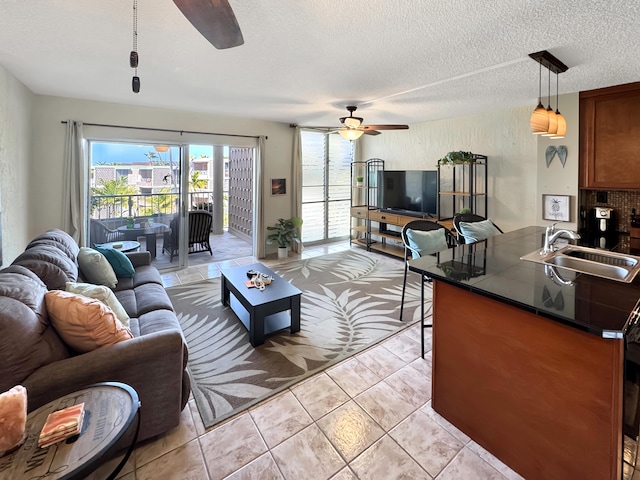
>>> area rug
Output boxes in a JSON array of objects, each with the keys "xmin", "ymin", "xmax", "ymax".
[{"xmin": 167, "ymin": 249, "xmax": 432, "ymax": 428}]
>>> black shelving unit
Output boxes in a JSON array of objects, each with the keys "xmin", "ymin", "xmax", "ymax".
[
  {"xmin": 437, "ymin": 154, "xmax": 488, "ymax": 220},
  {"xmin": 350, "ymin": 158, "xmax": 384, "ymax": 250}
]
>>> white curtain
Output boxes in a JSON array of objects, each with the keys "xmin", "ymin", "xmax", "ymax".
[
  {"xmin": 255, "ymin": 135, "xmax": 266, "ymax": 258},
  {"xmin": 62, "ymin": 121, "xmax": 87, "ymax": 245},
  {"xmin": 291, "ymin": 127, "xmax": 303, "ymax": 253}
]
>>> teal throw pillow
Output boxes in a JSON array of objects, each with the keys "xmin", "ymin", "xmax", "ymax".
[
  {"xmin": 94, "ymin": 246, "xmax": 135, "ymax": 278},
  {"xmin": 459, "ymin": 219, "xmax": 500, "ymax": 243},
  {"xmin": 406, "ymin": 228, "xmax": 448, "ymax": 258}
]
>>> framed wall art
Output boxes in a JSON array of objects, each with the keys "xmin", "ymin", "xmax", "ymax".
[
  {"xmin": 542, "ymin": 194, "xmax": 570, "ymax": 222},
  {"xmin": 271, "ymin": 178, "xmax": 286, "ymax": 196}
]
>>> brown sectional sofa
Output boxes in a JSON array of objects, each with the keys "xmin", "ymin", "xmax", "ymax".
[{"xmin": 0, "ymin": 229, "xmax": 190, "ymax": 442}]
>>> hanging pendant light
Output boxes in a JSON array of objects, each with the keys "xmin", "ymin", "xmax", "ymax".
[
  {"xmin": 551, "ymin": 71, "xmax": 566, "ymax": 138},
  {"xmin": 542, "ymin": 66, "xmax": 557, "ymax": 136},
  {"xmin": 530, "ymin": 61, "xmax": 549, "ymax": 134}
]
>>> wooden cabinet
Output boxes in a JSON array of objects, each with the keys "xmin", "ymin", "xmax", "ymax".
[{"xmin": 580, "ymin": 82, "xmax": 640, "ymax": 189}]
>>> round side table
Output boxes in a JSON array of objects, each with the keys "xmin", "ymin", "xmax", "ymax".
[
  {"xmin": 96, "ymin": 240, "xmax": 141, "ymax": 253},
  {"xmin": 0, "ymin": 382, "xmax": 139, "ymax": 480}
]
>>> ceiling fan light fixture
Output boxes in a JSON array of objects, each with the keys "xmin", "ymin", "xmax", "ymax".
[
  {"xmin": 344, "ymin": 117, "xmax": 362, "ymax": 128},
  {"xmin": 338, "ymin": 129, "xmax": 364, "ymax": 140}
]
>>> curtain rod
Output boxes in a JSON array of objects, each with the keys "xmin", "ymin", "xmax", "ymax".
[{"xmin": 60, "ymin": 121, "xmax": 265, "ymax": 140}]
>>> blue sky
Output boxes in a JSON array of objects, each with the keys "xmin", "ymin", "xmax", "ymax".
[{"xmin": 90, "ymin": 143, "xmax": 216, "ymax": 165}]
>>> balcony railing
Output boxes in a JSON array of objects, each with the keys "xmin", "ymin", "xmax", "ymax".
[{"xmin": 90, "ymin": 191, "xmax": 225, "ymax": 229}]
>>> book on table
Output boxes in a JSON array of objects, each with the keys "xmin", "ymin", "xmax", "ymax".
[{"xmin": 38, "ymin": 402, "xmax": 85, "ymax": 448}]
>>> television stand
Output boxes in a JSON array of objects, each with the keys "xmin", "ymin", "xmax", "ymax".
[{"xmin": 350, "ymin": 209, "xmax": 453, "ymax": 259}]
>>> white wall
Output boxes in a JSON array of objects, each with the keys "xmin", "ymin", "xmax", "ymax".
[
  {"xmin": 360, "ymin": 94, "xmax": 580, "ymax": 233},
  {"xmin": 30, "ymin": 96, "xmax": 295, "ymax": 255},
  {"xmin": 0, "ymin": 64, "xmax": 34, "ymax": 264}
]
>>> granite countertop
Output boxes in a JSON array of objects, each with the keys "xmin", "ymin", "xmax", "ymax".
[{"xmin": 408, "ymin": 226, "xmax": 640, "ymax": 338}]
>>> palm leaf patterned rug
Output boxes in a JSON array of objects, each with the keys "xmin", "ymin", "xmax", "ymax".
[{"xmin": 167, "ymin": 249, "xmax": 431, "ymax": 429}]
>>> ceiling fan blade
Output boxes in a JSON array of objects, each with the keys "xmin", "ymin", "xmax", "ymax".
[
  {"xmin": 173, "ymin": 0, "xmax": 244, "ymax": 49},
  {"xmin": 361, "ymin": 124, "xmax": 409, "ymax": 131},
  {"xmin": 363, "ymin": 130, "xmax": 381, "ymax": 136}
]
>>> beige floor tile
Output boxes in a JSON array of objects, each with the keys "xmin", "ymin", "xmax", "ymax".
[
  {"xmin": 420, "ymin": 401, "xmax": 471, "ymax": 445},
  {"xmin": 357, "ymin": 344, "xmax": 406, "ymax": 378},
  {"xmin": 137, "ymin": 439, "xmax": 209, "ymax": 480},
  {"xmin": 349, "ymin": 434, "xmax": 430, "ymax": 480},
  {"xmin": 271, "ymin": 424, "xmax": 345, "ymax": 480},
  {"xmin": 135, "ymin": 404, "xmax": 198, "ymax": 468},
  {"xmin": 326, "ymin": 357, "xmax": 382, "ymax": 398},
  {"xmin": 316, "ymin": 400, "xmax": 385, "ymax": 462},
  {"xmin": 354, "ymin": 381, "xmax": 417, "ymax": 431},
  {"xmin": 409, "ymin": 351, "xmax": 432, "ymax": 377},
  {"xmin": 381, "ymin": 330, "xmax": 421, "ymax": 363},
  {"xmin": 249, "ymin": 391, "xmax": 313, "ymax": 449},
  {"xmin": 389, "ymin": 409, "xmax": 463, "ymax": 477},
  {"xmin": 467, "ymin": 441, "xmax": 525, "ymax": 480},
  {"xmin": 436, "ymin": 447, "xmax": 507, "ymax": 480},
  {"xmin": 189, "ymin": 399, "xmax": 206, "ymax": 436},
  {"xmin": 199, "ymin": 412, "xmax": 267, "ymax": 480},
  {"xmin": 224, "ymin": 452, "xmax": 284, "ymax": 480},
  {"xmin": 291, "ymin": 373, "xmax": 350, "ymax": 420},
  {"xmin": 330, "ymin": 467, "xmax": 359, "ymax": 480},
  {"xmin": 176, "ymin": 270, "xmax": 205, "ymax": 284},
  {"xmin": 384, "ymin": 363, "xmax": 432, "ymax": 408},
  {"xmin": 160, "ymin": 272, "xmax": 182, "ymax": 286},
  {"xmin": 84, "ymin": 450, "xmax": 136, "ymax": 480}
]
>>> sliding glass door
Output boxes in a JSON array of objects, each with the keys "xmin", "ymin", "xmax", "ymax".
[{"xmin": 300, "ymin": 131, "xmax": 353, "ymax": 244}]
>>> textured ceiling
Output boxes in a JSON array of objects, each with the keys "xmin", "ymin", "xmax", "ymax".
[{"xmin": 0, "ymin": 1, "xmax": 639, "ymax": 128}]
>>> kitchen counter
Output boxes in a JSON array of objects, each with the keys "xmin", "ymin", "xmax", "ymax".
[
  {"xmin": 408, "ymin": 226, "xmax": 631, "ymax": 480},
  {"xmin": 409, "ymin": 226, "xmax": 640, "ymax": 338}
]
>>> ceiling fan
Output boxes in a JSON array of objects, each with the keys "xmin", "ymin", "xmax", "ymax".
[
  {"xmin": 336, "ymin": 106, "xmax": 409, "ymax": 140},
  {"xmin": 173, "ymin": 0, "xmax": 244, "ymax": 49}
]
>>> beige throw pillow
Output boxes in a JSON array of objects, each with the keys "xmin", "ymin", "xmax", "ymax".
[
  {"xmin": 45, "ymin": 290, "xmax": 132, "ymax": 353},
  {"xmin": 65, "ymin": 282, "xmax": 130, "ymax": 327},
  {"xmin": 77, "ymin": 247, "xmax": 117, "ymax": 288}
]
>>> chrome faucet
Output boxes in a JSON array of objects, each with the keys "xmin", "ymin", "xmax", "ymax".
[{"xmin": 542, "ymin": 223, "xmax": 581, "ymax": 254}]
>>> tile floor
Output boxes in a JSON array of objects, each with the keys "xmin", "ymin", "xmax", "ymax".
[{"xmin": 88, "ymin": 241, "xmax": 638, "ymax": 480}]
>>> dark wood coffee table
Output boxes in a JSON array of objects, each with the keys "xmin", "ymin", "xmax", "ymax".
[
  {"xmin": 221, "ymin": 262, "xmax": 302, "ymax": 347},
  {"xmin": 0, "ymin": 382, "xmax": 139, "ymax": 480}
]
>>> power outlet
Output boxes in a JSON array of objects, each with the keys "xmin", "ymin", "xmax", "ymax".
[{"xmin": 596, "ymin": 191, "xmax": 608, "ymax": 203}]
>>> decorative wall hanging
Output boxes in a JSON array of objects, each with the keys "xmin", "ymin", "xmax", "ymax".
[
  {"xmin": 543, "ymin": 194, "xmax": 570, "ymax": 221},
  {"xmin": 271, "ymin": 178, "xmax": 286, "ymax": 196},
  {"xmin": 544, "ymin": 145, "xmax": 568, "ymax": 167}
]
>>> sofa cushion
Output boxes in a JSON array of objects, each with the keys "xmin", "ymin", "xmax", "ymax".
[
  {"xmin": 77, "ymin": 247, "xmax": 118, "ymax": 288},
  {"xmin": 45, "ymin": 290, "xmax": 133, "ymax": 353},
  {"xmin": 11, "ymin": 245, "xmax": 79, "ymax": 290},
  {"xmin": 26, "ymin": 229, "xmax": 80, "ymax": 264},
  {"xmin": 406, "ymin": 228, "xmax": 448, "ymax": 258},
  {"xmin": 458, "ymin": 219, "xmax": 501, "ymax": 243},
  {"xmin": 65, "ymin": 282, "xmax": 130, "ymax": 327},
  {"xmin": 0, "ymin": 266, "xmax": 70, "ymax": 392},
  {"xmin": 93, "ymin": 246, "xmax": 135, "ymax": 278}
]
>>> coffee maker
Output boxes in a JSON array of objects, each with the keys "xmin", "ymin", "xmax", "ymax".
[{"xmin": 592, "ymin": 207, "xmax": 615, "ymax": 233}]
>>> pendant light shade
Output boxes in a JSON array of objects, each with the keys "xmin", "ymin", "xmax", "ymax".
[
  {"xmin": 542, "ymin": 107, "xmax": 558, "ymax": 136},
  {"xmin": 530, "ymin": 62, "xmax": 549, "ymax": 134},
  {"xmin": 552, "ymin": 112, "xmax": 566, "ymax": 138},
  {"xmin": 530, "ymin": 103, "xmax": 549, "ymax": 134},
  {"xmin": 338, "ymin": 129, "xmax": 364, "ymax": 140}
]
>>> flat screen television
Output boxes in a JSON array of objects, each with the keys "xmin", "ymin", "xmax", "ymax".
[{"xmin": 377, "ymin": 170, "xmax": 438, "ymax": 217}]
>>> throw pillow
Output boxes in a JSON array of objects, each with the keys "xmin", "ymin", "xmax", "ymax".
[
  {"xmin": 93, "ymin": 246, "xmax": 135, "ymax": 278},
  {"xmin": 65, "ymin": 282, "xmax": 130, "ymax": 327},
  {"xmin": 459, "ymin": 219, "xmax": 501, "ymax": 243},
  {"xmin": 45, "ymin": 290, "xmax": 132, "ymax": 353},
  {"xmin": 77, "ymin": 247, "xmax": 118, "ymax": 288},
  {"xmin": 406, "ymin": 228, "xmax": 449, "ymax": 258}
]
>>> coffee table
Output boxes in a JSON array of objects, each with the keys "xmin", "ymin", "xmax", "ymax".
[
  {"xmin": 0, "ymin": 382, "xmax": 139, "ymax": 480},
  {"xmin": 221, "ymin": 262, "xmax": 302, "ymax": 347}
]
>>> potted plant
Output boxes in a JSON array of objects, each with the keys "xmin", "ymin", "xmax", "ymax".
[
  {"xmin": 437, "ymin": 151, "xmax": 476, "ymax": 168},
  {"xmin": 355, "ymin": 175, "xmax": 364, "ymax": 186},
  {"xmin": 267, "ymin": 217, "xmax": 303, "ymax": 259}
]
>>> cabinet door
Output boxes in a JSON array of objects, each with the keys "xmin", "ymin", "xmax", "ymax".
[{"xmin": 580, "ymin": 83, "xmax": 640, "ymax": 189}]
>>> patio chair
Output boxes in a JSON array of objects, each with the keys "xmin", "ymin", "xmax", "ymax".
[
  {"xmin": 89, "ymin": 219, "xmax": 126, "ymax": 245},
  {"xmin": 162, "ymin": 210, "xmax": 213, "ymax": 262}
]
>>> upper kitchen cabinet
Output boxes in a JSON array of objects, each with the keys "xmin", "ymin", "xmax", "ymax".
[{"xmin": 580, "ymin": 82, "xmax": 640, "ymax": 189}]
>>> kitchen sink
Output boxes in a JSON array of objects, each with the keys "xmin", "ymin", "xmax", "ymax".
[{"xmin": 520, "ymin": 245, "xmax": 640, "ymax": 283}]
